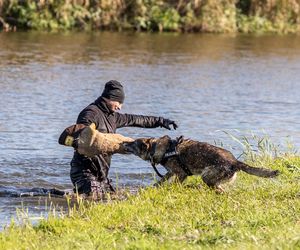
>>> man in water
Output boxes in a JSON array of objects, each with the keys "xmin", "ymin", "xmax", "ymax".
[{"xmin": 70, "ymin": 80, "xmax": 177, "ymax": 199}]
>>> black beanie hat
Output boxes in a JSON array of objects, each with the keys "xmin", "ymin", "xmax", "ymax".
[{"xmin": 101, "ymin": 80, "xmax": 125, "ymax": 103}]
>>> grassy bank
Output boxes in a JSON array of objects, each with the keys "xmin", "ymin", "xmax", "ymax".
[
  {"xmin": 0, "ymin": 0, "xmax": 300, "ymax": 33},
  {"xmin": 0, "ymin": 138, "xmax": 299, "ymax": 249}
]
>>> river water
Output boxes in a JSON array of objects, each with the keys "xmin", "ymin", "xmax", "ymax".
[{"xmin": 0, "ymin": 31, "xmax": 299, "ymax": 229}]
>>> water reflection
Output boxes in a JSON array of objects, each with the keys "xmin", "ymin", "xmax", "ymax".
[{"xmin": 1, "ymin": 32, "xmax": 300, "ymax": 66}]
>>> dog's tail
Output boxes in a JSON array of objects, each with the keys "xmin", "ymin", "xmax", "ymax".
[{"xmin": 236, "ymin": 161, "xmax": 279, "ymax": 178}]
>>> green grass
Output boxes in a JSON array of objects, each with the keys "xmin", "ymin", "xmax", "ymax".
[
  {"xmin": 0, "ymin": 135, "xmax": 300, "ymax": 249},
  {"xmin": 0, "ymin": 156, "xmax": 299, "ymax": 249}
]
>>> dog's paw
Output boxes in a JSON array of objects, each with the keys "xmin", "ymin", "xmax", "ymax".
[{"xmin": 215, "ymin": 186, "xmax": 226, "ymax": 194}]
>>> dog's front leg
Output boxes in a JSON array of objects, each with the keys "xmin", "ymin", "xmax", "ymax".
[
  {"xmin": 154, "ymin": 172, "xmax": 188, "ymax": 186},
  {"xmin": 154, "ymin": 172, "xmax": 175, "ymax": 187},
  {"xmin": 176, "ymin": 173, "xmax": 188, "ymax": 183}
]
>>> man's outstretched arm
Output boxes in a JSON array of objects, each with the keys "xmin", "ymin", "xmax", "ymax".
[{"xmin": 115, "ymin": 113, "xmax": 178, "ymax": 130}]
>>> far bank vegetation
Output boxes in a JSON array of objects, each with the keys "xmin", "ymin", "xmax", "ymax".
[{"xmin": 0, "ymin": 0, "xmax": 300, "ymax": 33}]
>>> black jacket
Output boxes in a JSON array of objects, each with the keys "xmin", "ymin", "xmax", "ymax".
[
  {"xmin": 71, "ymin": 97, "xmax": 164, "ymax": 179},
  {"xmin": 76, "ymin": 97, "xmax": 164, "ymax": 133}
]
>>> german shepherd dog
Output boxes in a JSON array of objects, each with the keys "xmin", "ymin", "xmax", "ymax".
[{"xmin": 123, "ymin": 135, "xmax": 279, "ymax": 192}]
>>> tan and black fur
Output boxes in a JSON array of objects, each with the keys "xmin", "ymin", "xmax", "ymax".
[{"xmin": 123, "ymin": 135, "xmax": 279, "ymax": 191}]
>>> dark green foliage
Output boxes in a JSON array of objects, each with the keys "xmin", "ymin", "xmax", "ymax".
[
  {"xmin": 0, "ymin": 1, "xmax": 300, "ymax": 33},
  {"xmin": 236, "ymin": 0, "xmax": 251, "ymax": 14}
]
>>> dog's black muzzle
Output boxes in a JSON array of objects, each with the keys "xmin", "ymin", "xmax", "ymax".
[{"xmin": 122, "ymin": 141, "xmax": 137, "ymax": 154}]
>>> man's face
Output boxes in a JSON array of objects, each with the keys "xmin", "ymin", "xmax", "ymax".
[{"xmin": 105, "ymin": 99, "xmax": 123, "ymax": 112}]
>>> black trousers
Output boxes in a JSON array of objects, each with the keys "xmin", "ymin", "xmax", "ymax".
[{"xmin": 70, "ymin": 153, "xmax": 115, "ymax": 198}]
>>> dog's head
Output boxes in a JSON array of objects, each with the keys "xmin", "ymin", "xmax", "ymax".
[{"xmin": 123, "ymin": 135, "xmax": 171, "ymax": 163}]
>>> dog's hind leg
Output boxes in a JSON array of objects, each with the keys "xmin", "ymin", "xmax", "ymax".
[
  {"xmin": 201, "ymin": 167, "xmax": 219, "ymax": 187},
  {"xmin": 201, "ymin": 167, "xmax": 237, "ymax": 193},
  {"xmin": 202, "ymin": 180, "xmax": 225, "ymax": 193},
  {"xmin": 215, "ymin": 185, "xmax": 225, "ymax": 193}
]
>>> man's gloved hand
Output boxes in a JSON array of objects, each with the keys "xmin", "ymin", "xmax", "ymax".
[{"xmin": 159, "ymin": 118, "xmax": 178, "ymax": 130}]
